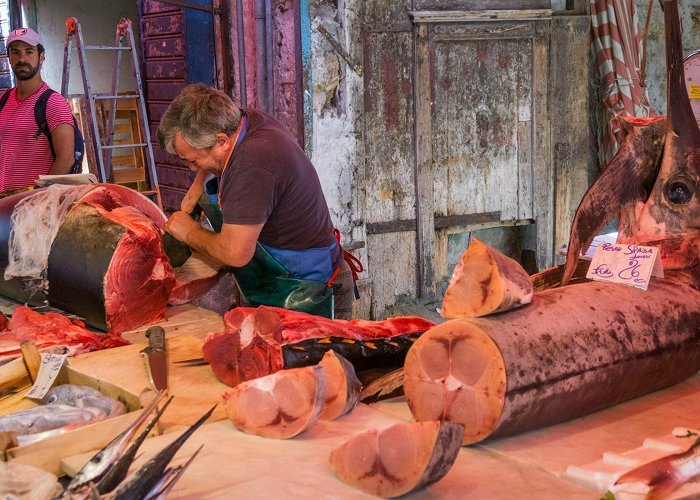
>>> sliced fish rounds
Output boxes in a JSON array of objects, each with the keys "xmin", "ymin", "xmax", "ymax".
[
  {"xmin": 222, "ymin": 365, "xmax": 326, "ymax": 439},
  {"xmin": 318, "ymin": 350, "xmax": 362, "ymax": 420},
  {"xmin": 441, "ymin": 238, "xmax": 533, "ymax": 318},
  {"xmin": 404, "ymin": 320, "xmax": 506, "ymax": 445},
  {"xmin": 329, "ymin": 421, "xmax": 464, "ymax": 498}
]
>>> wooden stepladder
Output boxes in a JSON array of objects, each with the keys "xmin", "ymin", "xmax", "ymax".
[{"xmin": 61, "ymin": 17, "xmax": 161, "ymax": 209}]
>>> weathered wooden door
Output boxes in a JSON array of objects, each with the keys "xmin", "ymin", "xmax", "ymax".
[{"xmin": 363, "ymin": 3, "xmax": 553, "ymax": 316}]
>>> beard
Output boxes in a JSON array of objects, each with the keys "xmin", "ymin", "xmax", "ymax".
[{"xmin": 12, "ymin": 61, "xmax": 40, "ymax": 81}]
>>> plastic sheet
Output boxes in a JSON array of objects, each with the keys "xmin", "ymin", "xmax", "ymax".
[
  {"xmin": 5, "ymin": 184, "xmax": 96, "ymax": 281},
  {"xmin": 0, "ymin": 461, "xmax": 63, "ymax": 499}
]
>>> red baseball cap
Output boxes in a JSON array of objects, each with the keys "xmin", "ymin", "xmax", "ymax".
[{"xmin": 7, "ymin": 27, "xmax": 41, "ymax": 47}]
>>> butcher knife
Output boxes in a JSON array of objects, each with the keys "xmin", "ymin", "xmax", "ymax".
[{"xmin": 141, "ymin": 326, "xmax": 168, "ymax": 392}]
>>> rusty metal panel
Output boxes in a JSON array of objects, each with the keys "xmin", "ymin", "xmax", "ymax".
[
  {"xmin": 144, "ymin": 81, "xmax": 187, "ymax": 101},
  {"xmin": 430, "ymin": 30, "xmax": 534, "ymax": 222},
  {"xmin": 139, "ymin": 2, "xmax": 189, "ymax": 211},
  {"xmin": 145, "ymin": 60, "xmax": 186, "ymax": 79},
  {"xmin": 143, "ymin": 38, "xmax": 185, "ymax": 58},
  {"xmin": 363, "ymin": 31, "xmax": 416, "ymax": 224},
  {"xmin": 153, "ymin": 144, "xmax": 187, "ymax": 167},
  {"xmin": 141, "ymin": 15, "xmax": 185, "ymax": 37},
  {"xmin": 160, "ymin": 186, "xmax": 188, "ymax": 210},
  {"xmin": 143, "ymin": 0, "xmax": 181, "ymax": 14},
  {"xmin": 157, "ymin": 165, "xmax": 193, "ymax": 189}
]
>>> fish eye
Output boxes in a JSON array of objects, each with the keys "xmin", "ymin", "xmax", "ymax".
[
  {"xmin": 46, "ymin": 394, "xmax": 57, "ymax": 404},
  {"xmin": 664, "ymin": 177, "xmax": 695, "ymax": 205}
]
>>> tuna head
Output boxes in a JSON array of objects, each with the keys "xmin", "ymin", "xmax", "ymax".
[{"xmin": 625, "ymin": 0, "xmax": 700, "ymax": 270}]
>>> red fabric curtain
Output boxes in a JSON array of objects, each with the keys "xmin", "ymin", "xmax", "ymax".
[{"xmin": 590, "ymin": 0, "xmax": 654, "ymax": 166}]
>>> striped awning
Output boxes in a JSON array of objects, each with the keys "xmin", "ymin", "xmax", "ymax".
[{"xmin": 590, "ymin": 0, "xmax": 653, "ymax": 166}]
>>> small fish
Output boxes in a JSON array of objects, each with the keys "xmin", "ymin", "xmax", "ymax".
[
  {"xmin": 0, "ymin": 404, "xmax": 103, "ymax": 436},
  {"xmin": 113, "ymin": 405, "xmax": 215, "ymax": 500},
  {"xmin": 43, "ymin": 384, "xmax": 126, "ymax": 417},
  {"xmin": 65, "ymin": 391, "xmax": 166, "ymax": 492},
  {"xmin": 614, "ymin": 435, "xmax": 700, "ymax": 498}
]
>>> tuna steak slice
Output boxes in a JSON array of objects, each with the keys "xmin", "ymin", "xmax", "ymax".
[
  {"xmin": 441, "ymin": 238, "xmax": 533, "ymax": 318},
  {"xmin": 222, "ymin": 365, "xmax": 326, "ymax": 439},
  {"xmin": 329, "ymin": 421, "xmax": 464, "ymax": 498},
  {"xmin": 318, "ymin": 350, "xmax": 361, "ymax": 420}
]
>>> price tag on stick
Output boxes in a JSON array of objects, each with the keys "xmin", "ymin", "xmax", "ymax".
[
  {"xmin": 25, "ymin": 353, "xmax": 67, "ymax": 400},
  {"xmin": 586, "ymin": 243, "xmax": 664, "ymax": 290}
]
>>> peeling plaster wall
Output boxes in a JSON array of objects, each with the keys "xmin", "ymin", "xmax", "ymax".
[
  {"xmin": 636, "ymin": 0, "xmax": 700, "ymax": 114},
  {"xmin": 308, "ymin": 0, "xmax": 365, "ymax": 258}
]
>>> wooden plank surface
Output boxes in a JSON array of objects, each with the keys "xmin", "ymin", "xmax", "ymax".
[
  {"xmin": 414, "ymin": 22, "xmax": 435, "ymax": 295},
  {"xmin": 61, "ymin": 373, "xmax": 700, "ymax": 497},
  {"xmin": 62, "ymin": 404, "xmax": 592, "ymax": 498},
  {"xmin": 67, "ymin": 335, "xmax": 229, "ymax": 431},
  {"xmin": 121, "ymin": 303, "xmax": 224, "ymax": 344},
  {"xmin": 550, "ymin": 15, "xmax": 593, "ymax": 264},
  {"xmin": 409, "ymin": 9, "xmax": 553, "ymax": 23}
]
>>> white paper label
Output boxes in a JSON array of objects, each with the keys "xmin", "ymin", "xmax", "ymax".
[
  {"xmin": 586, "ymin": 243, "xmax": 664, "ymax": 290},
  {"xmin": 25, "ymin": 353, "xmax": 67, "ymax": 400}
]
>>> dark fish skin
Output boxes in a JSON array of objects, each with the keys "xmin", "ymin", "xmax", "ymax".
[
  {"xmin": 143, "ymin": 444, "xmax": 204, "ymax": 500},
  {"xmin": 95, "ymin": 396, "xmax": 174, "ymax": 494},
  {"xmin": 630, "ymin": 0, "xmax": 700, "ymax": 270},
  {"xmin": 615, "ymin": 435, "xmax": 700, "ymax": 498},
  {"xmin": 563, "ymin": 0, "xmax": 700, "ymax": 284},
  {"xmin": 113, "ymin": 404, "xmax": 216, "ymax": 500},
  {"xmin": 561, "ymin": 118, "xmax": 665, "ymax": 285}
]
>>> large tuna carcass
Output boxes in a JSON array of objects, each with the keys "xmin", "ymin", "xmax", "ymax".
[
  {"xmin": 0, "ymin": 184, "xmax": 221, "ymax": 333},
  {"xmin": 403, "ymin": 0, "xmax": 700, "ymax": 445}
]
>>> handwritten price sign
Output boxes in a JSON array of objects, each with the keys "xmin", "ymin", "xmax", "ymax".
[
  {"xmin": 25, "ymin": 353, "xmax": 67, "ymax": 400},
  {"xmin": 586, "ymin": 243, "xmax": 664, "ymax": 290}
]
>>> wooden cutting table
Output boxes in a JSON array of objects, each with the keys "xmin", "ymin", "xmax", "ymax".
[
  {"xmin": 4, "ymin": 298, "xmax": 699, "ymax": 498},
  {"xmin": 61, "ymin": 299, "xmax": 700, "ymax": 500}
]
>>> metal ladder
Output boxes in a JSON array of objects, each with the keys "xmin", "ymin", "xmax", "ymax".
[{"xmin": 61, "ymin": 17, "xmax": 161, "ymax": 209}]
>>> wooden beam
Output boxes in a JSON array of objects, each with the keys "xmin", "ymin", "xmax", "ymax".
[
  {"xmin": 366, "ymin": 212, "xmax": 503, "ymax": 235},
  {"xmin": 413, "ymin": 23, "xmax": 434, "ymax": 296},
  {"xmin": 409, "ymin": 10, "xmax": 552, "ymax": 23}
]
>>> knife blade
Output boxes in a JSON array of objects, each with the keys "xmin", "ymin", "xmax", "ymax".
[{"xmin": 141, "ymin": 326, "xmax": 168, "ymax": 392}]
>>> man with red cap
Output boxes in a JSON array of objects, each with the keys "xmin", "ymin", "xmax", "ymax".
[{"xmin": 0, "ymin": 27, "xmax": 75, "ymax": 191}]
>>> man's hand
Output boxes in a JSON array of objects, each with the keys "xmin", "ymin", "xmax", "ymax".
[{"xmin": 165, "ymin": 210, "xmax": 201, "ymax": 244}]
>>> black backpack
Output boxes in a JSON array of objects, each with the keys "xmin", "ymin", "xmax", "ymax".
[{"xmin": 0, "ymin": 87, "xmax": 85, "ymax": 174}]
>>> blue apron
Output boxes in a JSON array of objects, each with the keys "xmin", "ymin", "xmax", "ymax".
[{"xmin": 197, "ymin": 192, "xmax": 337, "ymax": 318}]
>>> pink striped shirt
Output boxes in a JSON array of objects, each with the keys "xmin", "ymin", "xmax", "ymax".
[{"xmin": 0, "ymin": 83, "xmax": 75, "ymax": 190}]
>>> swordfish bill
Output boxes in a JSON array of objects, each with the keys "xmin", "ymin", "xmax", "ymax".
[
  {"xmin": 624, "ymin": 0, "xmax": 700, "ymax": 270},
  {"xmin": 561, "ymin": 118, "xmax": 665, "ymax": 285},
  {"xmin": 564, "ymin": 0, "xmax": 700, "ymax": 285}
]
